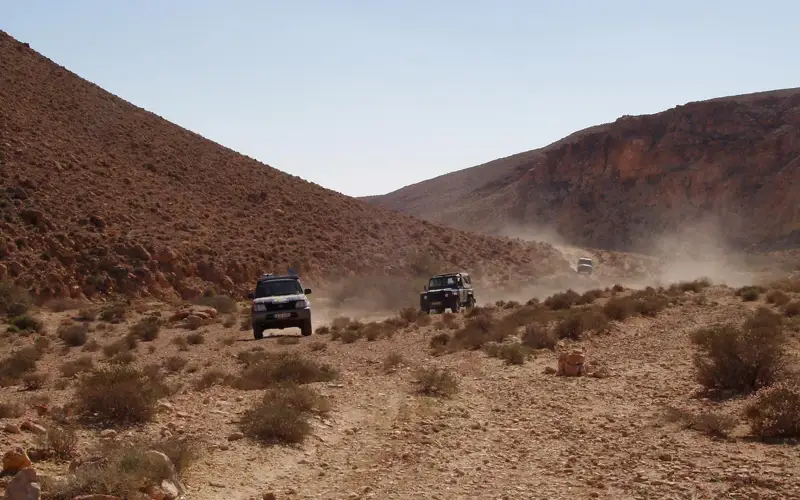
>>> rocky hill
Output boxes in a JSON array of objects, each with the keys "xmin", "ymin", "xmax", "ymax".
[
  {"xmin": 365, "ymin": 88, "xmax": 800, "ymax": 253},
  {"xmin": 0, "ymin": 30, "xmax": 569, "ymax": 302}
]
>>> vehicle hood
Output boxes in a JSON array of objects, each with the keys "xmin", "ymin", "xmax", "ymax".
[
  {"xmin": 421, "ymin": 288, "xmax": 459, "ymax": 295},
  {"xmin": 253, "ymin": 294, "xmax": 306, "ymax": 304}
]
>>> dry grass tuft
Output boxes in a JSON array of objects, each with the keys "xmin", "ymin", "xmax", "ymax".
[
  {"xmin": 413, "ymin": 366, "xmax": 459, "ymax": 398},
  {"xmin": 58, "ymin": 322, "xmax": 89, "ymax": 347},
  {"xmin": 234, "ymin": 351, "xmax": 337, "ymax": 390},
  {"xmin": 744, "ymin": 379, "xmax": 800, "ymax": 439},
  {"xmin": 664, "ymin": 406, "xmax": 738, "ymax": 438},
  {"xmin": 240, "ymin": 385, "xmax": 330, "ymax": 445},
  {"xmin": 130, "ymin": 316, "xmax": 161, "ymax": 341}
]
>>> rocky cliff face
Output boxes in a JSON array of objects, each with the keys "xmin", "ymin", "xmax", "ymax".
[{"xmin": 367, "ymin": 89, "xmax": 800, "ymax": 253}]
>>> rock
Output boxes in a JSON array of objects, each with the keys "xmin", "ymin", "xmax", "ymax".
[
  {"xmin": 3, "ymin": 423, "xmax": 21, "ymax": 434},
  {"xmin": 19, "ymin": 422, "xmax": 46, "ymax": 435},
  {"xmin": 144, "ymin": 451, "xmax": 186, "ymax": 497},
  {"xmin": 2, "ymin": 448, "xmax": 33, "ymax": 475},
  {"xmin": 160, "ymin": 480, "xmax": 180, "ymax": 499},
  {"xmin": 3, "ymin": 467, "xmax": 40, "ymax": 500},
  {"xmin": 184, "ymin": 315, "xmax": 204, "ymax": 330},
  {"xmin": 556, "ymin": 350, "xmax": 587, "ymax": 377},
  {"xmin": 227, "ymin": 432, "xmax": 244, "ymax": 441},
  {"xmin": 157, "ymin": 401, "xmax": 175, "ymax": 412},
  {"xmin": 145, "ymin": 484, "xmax": 165, "ymax": 500},
  {"xmin": 99, "ymin": 429, "xmax": 117, "ymax": 439},
  {"xmin": 194, "ymin": 306, "xmax": 218, "ymax": 319}
]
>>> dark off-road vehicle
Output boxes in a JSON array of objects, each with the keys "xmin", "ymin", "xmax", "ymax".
[
  {"xmin": 247, "ymin": 274, "xmax": 313, "ymax": 339},
  {"xmin": 420, "ymin": 272, "xmax": 476, "ymax": 314}
]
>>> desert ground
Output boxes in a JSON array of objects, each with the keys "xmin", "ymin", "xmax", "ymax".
[{"xmin": 2, "ymin": 257, "xmax": 800, "ymax": 500}]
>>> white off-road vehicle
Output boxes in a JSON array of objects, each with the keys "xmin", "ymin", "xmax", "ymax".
[{"xmin": 577, "ymin": 257, "xmax": 593, "ymax": 275}]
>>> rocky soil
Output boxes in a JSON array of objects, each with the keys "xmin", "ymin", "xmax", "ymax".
[
  {"xmin": 2, "ymin": 272, "xmax": 799, "ymax": 499},
  {"xmin": 365, "ymin": 88, "xmax": 800, "ymax": 254},
  {"xmin": 0, "ymin": 30, "xmax": 567, "ymax": 303}
]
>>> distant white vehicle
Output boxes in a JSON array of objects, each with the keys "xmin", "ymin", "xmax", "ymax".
[{"xmin": 577, "ymin": 257, "xmax": 593, "ymax": 275}]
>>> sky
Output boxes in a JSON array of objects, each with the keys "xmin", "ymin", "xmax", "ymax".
[{"xmin": 2, "ymin": 0, "xmax": 799, "ymax": 197}]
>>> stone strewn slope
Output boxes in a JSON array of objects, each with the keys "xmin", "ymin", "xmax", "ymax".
[
  {"xmin": 0, "ymin": 31, "xmax": 568, "ymax": 301},
  {"xmin": 366, "ymin": 88, "xmax": 800, "ymax": 252}
]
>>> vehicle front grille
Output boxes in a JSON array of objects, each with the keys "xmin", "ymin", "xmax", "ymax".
[{"xmin": 262, "ymin": 301, "xmax": 296, "ymax": 312}]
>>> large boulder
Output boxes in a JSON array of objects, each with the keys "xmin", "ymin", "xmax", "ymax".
[{"xmin": 556, "ymin": 349, "xmax": 587, "ymax": 377}]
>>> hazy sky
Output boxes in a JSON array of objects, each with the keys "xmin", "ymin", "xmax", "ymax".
[{"xmin": 3, "ymin": 1, "xmax": 798, "ymax": 197}]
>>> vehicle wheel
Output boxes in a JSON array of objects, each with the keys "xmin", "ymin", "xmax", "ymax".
[
  {"xmin": 300, "ymin": 320, "xmax": 312, "ymax": 337},
  {"xmin": 253, "ymin": 325, "xmax": 264, "ymax": 340},
  {"xmin": 421, "ymin": 308, "xmax": 431, "ymax": 315},
  {"xmin": 451, "ymin": 300, "xmax": 460, "ymax": 313},
  {"xmin": 465, "ymin": 296, "xmax": 476, "ymax": 309}
]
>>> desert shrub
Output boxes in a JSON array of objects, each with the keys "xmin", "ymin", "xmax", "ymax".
[
  {"xmin": 240, "ymin": 385, "xmax": 330, "ymax": 445},
  {"xmin": 192, "ymin": 294, "xmax": 237, "ymax": 314},
  {"xmin": 0, "ymin": 402, "xmax": 24, "ymax": 418},
  {"xmin": 21, "ymin": 372, "xmax": 49, "ymax": 390},
  {"xmin": 99, "ymin": 301, "xmax": 128, "ymax": 323},
  {"xmin": 194, "ymin": 369, "xmax": 228, "ymax": 391},
  {"xmin": 74, "ymin": 365, "xmax": 165, "ymax": 426},
  {"xmin": 45, "ymin": 441, "xmax": 178, "ymax": 499},
  {"xmin": 58, "ymin": 323, "xmax": 89, "ymax": 347},
  {"xmin": 339, "ymin": 328, "xmax": 362, "ymax": 344},
  {"xmin": 634, "ymin": 295, "xmax": 669, "ymax": 317},
  {"xmin": 744, "ymin": 379, "xmax": 800, "ymax": 439},
  {"xmin": 382, "ymin": 352, "xmax": 405, "ymax": 372},
  {"xmin": 102, "ymin": 334, "xmax": 138, "ymax": 358},
  {"xmin": 398, "ymin": 307, "xmax": 419, "ymax": 324},
  {"xmin": 521, "ymin": 323, "xmax": 557, "ymax": 350},
  {"xmin": 544, "ymin": 289, "xmax": 580, "ymax": 310},
  {"xmin": 664, "ymin": 406, "xmax": 738, "ymax": 438},
  {"xmin": 766, "ymin": 289, "xmax": 791, "ymax": 307},
  {"xmin": 690, "ymin": 308, "xmax": 786, "ymax": 394},
  {"xmin": 75, "ymin": 308, "xmax": 98, "ymax": 322},
  {"xmin": 235, "ymin": 352, "xmax": 337, "ymax": 390},
  {"xmin": 60, "ymin": 356, "xmax": 94, "ymax": 378},
  {"xmin": 315, "ymin": 325, "xmax": 330, "ymax": 335},
  {"xmin": 484, "ymin": 342, "xmax": 531, "ymax": 365},
  {"xmin": 556, "ymin": 309, "xmax": 608, "ymax": 340},
  {"xmin": 40, "ymin": 424, "xmax": 79, "ymax": 460},
  {"xmin": 429, "ymin": 332, "xmax": 451, "ymax": 350},
  {"xmin": 9, "ymin": 314, "xmax": 44, "ymax": 334},
  {"xmin": 735, "ymin": 285, "xmax": 765, "ymax": 302},
  {"xmin": 308, "ymin": 340, "xmax": 327, "ymax": 352},
  {"xmin": 576, "ymin": 289, "xmax": 604, "ymax": 305},
  {"xmin": 603, "ymin": 297, "xmax": 636, "ymax": 321},
  {"xmin": 414, "ymin": 366, "xmax": 459, "ymax": 398},
  {"xmin": 33, "ymin": 335, "xmax": 51, "ymax": 353},
  {"xmin": 0, "ymin": 346, "xmax": 40, "ymax": 383},
  {"xmin": 82, "ymin": 339, "xmax": 101, "ymax": 352},
  {"xmin": 451, "ymin": 313, "xmax": 503, "ymax": 351},
  {"xmin": 0, "ymin": 281, "xmax": 32, "ymax": 317},
  {"xmin": 164, "ymin": 356, "xmax": 188, "ymax": 373},
  {"xmin": 612, "ymin": 284, "xmax": 625, "ymax": 293},
  {"xmin": 130, "ymin": 316, "xmax": 161, "ymax": 341},
  {"xmin": 186, "ymin": 332, "xmax": 205, "ymax": 345},
  {"xmin": 782, "ymin": 301, "xmax": 800, "ymax": 317},
  {"xmin": 672, "ymin": 278, "xmax": 712, "ymax": 294}
]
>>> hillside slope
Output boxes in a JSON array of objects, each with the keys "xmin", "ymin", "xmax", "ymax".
[
  {"xmin": 365, "ymin": 89, "xmax": 800, "ymax": 253},
  {"xmin": 0, "ymin": 31, "xmax": 568, "ymax": 302}
]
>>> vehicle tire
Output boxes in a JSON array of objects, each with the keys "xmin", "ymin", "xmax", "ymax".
[
  {"xmin": 300, "ymin": 320, "xmax": 312, "ymax": 337},
  {"xmin": 253, "ymin": 325, "xmax": 264, "ymax": 340},
  {"xmin": 466, "ymin": 296, "xmax": 476, "ymax": 309},
  {"xmin": 421, "ymin": 308, "xmax": 431, "ymax": 315},
  {"xmin": 451, "ymin": 300, "xmax": 460, "ymax": 313}
]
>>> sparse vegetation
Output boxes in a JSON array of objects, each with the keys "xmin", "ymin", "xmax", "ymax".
[
  {"xmin": 414, "ymin": 366, "xmax": 459, "ymax": 398},
  {"xmin": 0, "ymin": 346, "xmax": 41, "ymax": 384},
  {"xmin": 664, "ymin": 406, "xmax": 738, "ymax": 438},
  {"xmin": 58, "ymin": 322, "xmax": 89, "ymax": 347},
  {"xmin": 0, "ymin": 402, "xmax": 24, "ymax": 418},
  {"xmin": 0, "ymin": 281, "xmax": 32, "ymax": 317},
  {"xmin": 192, "ymin": 293, "xmax": 237, "ymax": 314},
  {"xmin": 130, "ymin": 316, "xmax": 161, "ymax": 341},
  {"xmin": 383, "ymin": 352, "xmax": 405, "ymax": 372},
  {"xmin": 735, "ymin": 285, "xmax": 765, "ymax": 302},
  {"xmin": 39, "ymin": 424, "xmax": 79, "ymax": 460},
  {"xmin": 744, "ymin": 379, "xmax": 800, "ymax": 439},
  {"xmin": 690, "ymin": 307, "xmax": 786, "ymax": 394},
  {"xmin": 9, "ymin": 314, "xmax": 44, "ymax": 333},
  {"xmin": 544, "ymin": 289, "xmax": 580, "ymax": 310},
  {"xmin": 521, "ymin": 323, "xmax": 558, "ymax": 350},
  {"xmin": 186, "ymin": 331, "xmax": 205, "ymax": 345},
  {"xmin": 240, "ymin": 384, "xmax": 330, "ymax": 445},
  {"xmin": 60, "ymin": 356, "xmax": 94, "ymax": 378},
  {"xmin": 766, "ymin": 289, "xmax": 791, "ymax": 307},
  {"xmin": 74, "ymin": 364, "xmax": 165, "ymax": 426},
  {"xmin": 164, "ymin": 355, "xmax": 188, "ymax": 373},
  {"xmin": 99, "ymin": 300, "xmax": 128, "ymax": 323},
  {"xmin": 234, "ymin": 351, "xmax": 337, "ymax": 390},
  {"xmin": 484, "ymin": 342, "xmax": 532, "ymax": 365},
  {"xmin": 783, "ymin": 301, "xmax": 800, "ymax": 317}
]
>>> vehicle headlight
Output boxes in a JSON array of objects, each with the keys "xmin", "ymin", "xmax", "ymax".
[
  {"xmin": 295, "ymin": 299, "xmax": 308, "ymax": 308},
  {"xmin": 253, "ymin": 303, "xmax": 266, "ymax": 312}
]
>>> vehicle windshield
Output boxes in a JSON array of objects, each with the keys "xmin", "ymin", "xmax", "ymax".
[
  {"xmin": 254, "ymin": 279, "xmax": 303, "ymax": 298},
  {"xmin": 578, "ymin": 259, "xmax": 592, "ymax": 265},
  {"xmin": 428, "ymin": 276, "xmax": 458, "ymax": 290}
]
